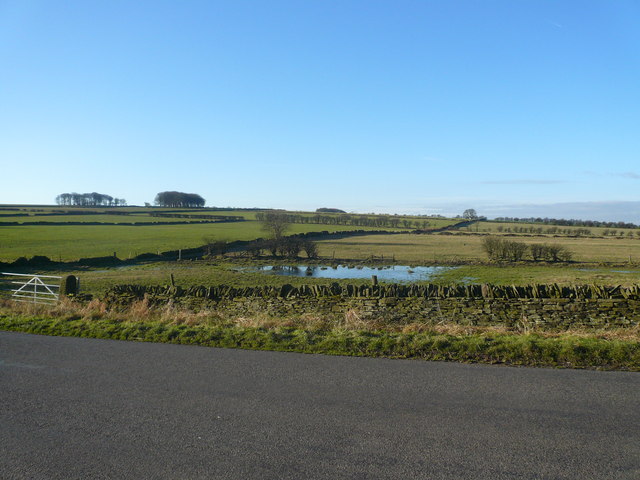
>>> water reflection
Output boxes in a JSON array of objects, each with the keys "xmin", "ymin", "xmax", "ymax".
[{"xmin": 248, "ymin": 264, "xmax": 453, "ymax": 283}]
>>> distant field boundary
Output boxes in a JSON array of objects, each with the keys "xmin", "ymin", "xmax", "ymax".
[{"xmin": 0, "ymin": 219, "xmax": 242, "ymax": 227}]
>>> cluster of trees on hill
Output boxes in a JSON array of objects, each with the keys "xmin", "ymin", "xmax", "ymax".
[
  {"xmin": 255, "ymin": 212, "xmax": 430, "ymax": 229},
  {"xmin": 482, "ymin": 237, "xmax": 572, "ymax": 262},
  {"xmin": 55, "ymin": 192, "xmax": 127, "ymax": 206},
  {"xmin": 494, "ymin": 217, "xmax": 638, "ymax": 229},
  {"xmin": 316, "ymin": 208, "xmax": 346, "ymax": 213},
  {"xmin": 154, "ymin": 191, "xmax": 205, "ymax": 208}
]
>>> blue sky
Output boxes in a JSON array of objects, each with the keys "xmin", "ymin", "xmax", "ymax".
[{"xmin": 1, "ymin": 1, "xmax": 639, "ymax": 221}]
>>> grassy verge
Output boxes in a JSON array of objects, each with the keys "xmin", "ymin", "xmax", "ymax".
[
  {"xmin": 430, "ymin": 264, "xmax": 640, "ymax": 286},
  {"xmin": 1, "ymin": 301, "xmax": 638, "ymax": 371}
]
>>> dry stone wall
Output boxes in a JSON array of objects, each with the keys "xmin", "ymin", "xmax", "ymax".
[{"xmin": 106, "ymin": 283, "xmax": 640, "ymax": 329}]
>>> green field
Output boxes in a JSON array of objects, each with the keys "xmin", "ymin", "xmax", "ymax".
[
  {"xmin": 0, "ymin": 214, "xmax": 211, "ymax": 224},
  {"xmin": 0, "ymin": 222, "xmax": 407, "ymax": 262},
  {"xmin": 0, "ymin": 207, "xmax": 261, "ymax": 223},
  {"xmin": 46, "ymin": 261, "xmax": 640, "ymax": 297},
  {"xmin": 2, "ymin": 206, "xmax": 640, "ymax": 289},
  {"xmin": 0, "ymin": 206, "xmax": 466, "ymax": 262}
]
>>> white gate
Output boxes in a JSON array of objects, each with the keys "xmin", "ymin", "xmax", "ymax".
[{"xmin": 1, "ymin": 273, "xmax": 62, "ymax": 305}]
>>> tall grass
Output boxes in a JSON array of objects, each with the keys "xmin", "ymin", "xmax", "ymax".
[{"xmin": 1, "ymin": 299, "xmax": 638, "ymax": 370}]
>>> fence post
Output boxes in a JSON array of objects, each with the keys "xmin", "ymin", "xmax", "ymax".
[{"xmin": 60, "ymin": 275, "xmax": 78, "ymax": 296}]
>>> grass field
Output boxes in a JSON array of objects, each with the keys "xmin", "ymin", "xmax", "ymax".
[
  {"xmin": 457, "ymin": 221, "xmax": 640, "ymax": 238},
  {"xmin": 48, "ymin": 261, "xmax": 640, "ymax": 297},
  {"xmin": 0, "ymin": 208, "xmax": 262, "ymax": 222},
  {"xmin": 0, "ymin": 206, "xmax": 466, "ymax": 262},
  {"xmin": 45, "ymin": 262, "xmax": 378, "ymax": 296},
  {"xmin": 2, "ymin": 206, "xmax": 640, "ymax": 289},
  {"xmin": 0, "ymin": 206, "xmax": 456, "ymax": 225},
  {"xmin": 318, "ymin": 233, "xmax": 640, "ymax": 264},
  {"xmin": 433, "ymin": 264, "xmax": 640, "ymax": 286},
  {"xmin": 0, "ymin": 222, "xmax": 407, "ymax": 262},
  {"xmin": 0, "ymin": 214, "xmax": 213, "ymax": 224}
]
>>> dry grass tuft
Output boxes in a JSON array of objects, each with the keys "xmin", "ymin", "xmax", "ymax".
[
  {"xmin": 1, "ymin": 297, "xmax": 638, "ymax": 342},
  {"xmin": 128, "ymin": 296, "xmax": 152, "ymax": 320},
  {"xmin": 79, "ymin": 299, "xmax": 108, "ymax": 320}
]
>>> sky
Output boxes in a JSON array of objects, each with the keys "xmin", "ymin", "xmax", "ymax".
[{"xmin": 1, "ymin": 0, "xmax": 639, "ymax": 221}]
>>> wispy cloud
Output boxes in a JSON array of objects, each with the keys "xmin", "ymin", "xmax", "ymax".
[
  {"xmin": 619, "ymin": 172, "xmax": 640, "ymax": 179},
  {"xmin": 546, "ymin": 20, "xmax": 563, "ymax": 28},
  {"xmin": 582, "ymin": 171, "xmax": 640, "ymax": 179},
  {"xmin": 479, "ymin": 179, "xmax": 566, "ymax": 185}
]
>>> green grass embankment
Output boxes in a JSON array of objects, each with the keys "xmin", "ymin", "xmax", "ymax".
[{"xmin": 1, "ymin": 313, "xmax": 638, "ymax": 371}]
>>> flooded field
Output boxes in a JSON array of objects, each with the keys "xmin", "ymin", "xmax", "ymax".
[{"xmin": 244, "ymin": 264, "xmax": 453, "ymax": 283}]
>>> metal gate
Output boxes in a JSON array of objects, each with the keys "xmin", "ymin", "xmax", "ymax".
[{"xmin": 1, "ymin": 273, "xmax": 62, "ymax": 305}]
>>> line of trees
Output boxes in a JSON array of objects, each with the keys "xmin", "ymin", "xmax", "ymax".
[
  {"xmin": 482, "ymin": 237, "xmax": 572, "ymax": 262},
  {"xmin": 246, "ymin": 237, "xmax": 319, "ymax": 259},
  {"xmin": 252, "ymin": 211, "xmax": 318, "ymax": 258},
  {"xmin": 494, "ymin": 217, "xmax": 638, "ymax": 230},
  {"xmin": 154, "ymin": 191, "xmax": 205, "ymax": 208},
  {"xmin": 602, "ymin": 229, "xmax": 640, "ymax": 237},
  {"xmin": 255, "ymin": 212, "xmax": 431, "ymax": 229},
  {"xmin": 494, "ymin": 225, "xmax": 593, "ymax": 236},
  {"xmin": 55, "ymin": 192, "xmax": 127, "ymax": 206}
]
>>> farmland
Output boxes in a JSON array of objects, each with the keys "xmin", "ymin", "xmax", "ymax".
[
  {"xmin": 317, "ymin": 232, "xmax": 640, "ymax": 264},
  {"xmin": 0, "ymin": 223, "xmax": 400, "ymax": 262},
  {"xmin": 2, "ymin": 205, "xmax": 455, "ymax": 261},
  {"xmin": 1, "ymin": 205, "xmax": 640, "ymax": 371},
  {"xmin": 1, "ymin": 206, "xmax": 640, "ymax": 288},
  {"xmin": 0, "ymin": 208, "xmax": 639, "ymax": 294}
]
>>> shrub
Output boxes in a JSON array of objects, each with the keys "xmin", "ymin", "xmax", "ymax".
[
  {"xmin": 530, "ymin": 244, "xmax": 545, "ymax": 261},
  {"xmin": 481, "ymin": 237, "xmax": 502, "ymax": 261},
  {"xmin": 482, "ymin": 237, "xmax": 528, "ymax": 261},
  {"xmin": 302, "ymin": 240, "xmax": 319, "ymax": 259},
  {"xmin": 528, "ymin": 243, "xmax": 573, "ymax": 262},
  {"xmin": 279, "ymin": 238, "xmax": 302, "ymax": 258},
  {"xmin": 247, "ymin": 241, "xmax": 264, "ymax": 258}
]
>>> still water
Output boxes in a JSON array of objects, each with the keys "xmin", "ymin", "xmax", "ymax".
[{"xmin": 246, "ymin": 265, "xmax": 453, "ymax": 283}]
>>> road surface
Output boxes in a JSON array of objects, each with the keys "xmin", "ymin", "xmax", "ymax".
[{"xmin": 1, "ymin": 331, "xmax": 638, "ymax": 479}]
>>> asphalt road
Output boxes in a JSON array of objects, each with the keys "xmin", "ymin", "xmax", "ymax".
[{"xmin": 1, "ymin": 331, "xmax": 638, "ymax": 480}]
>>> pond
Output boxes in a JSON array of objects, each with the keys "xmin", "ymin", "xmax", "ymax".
[{"xmin": 244, "ymin": 265, "xmax": 454, "ymax": 283}]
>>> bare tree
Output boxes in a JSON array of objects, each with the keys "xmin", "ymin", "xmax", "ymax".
[
  {"xmin": 302, "ymin": 240, "xmax": 319, "ymax": 259},
  {"xmin": 261, "ymin": 212, "xmax": 291, "ymax": 240},
  {"xmin": 463, "ymin": 209, "xmax": 478, "ymax": 220}
]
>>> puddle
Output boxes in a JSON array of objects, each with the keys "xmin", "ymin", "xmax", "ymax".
[{"xmin": 243, "ymin": 265, "xmax": 454, "ymax": 283}]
